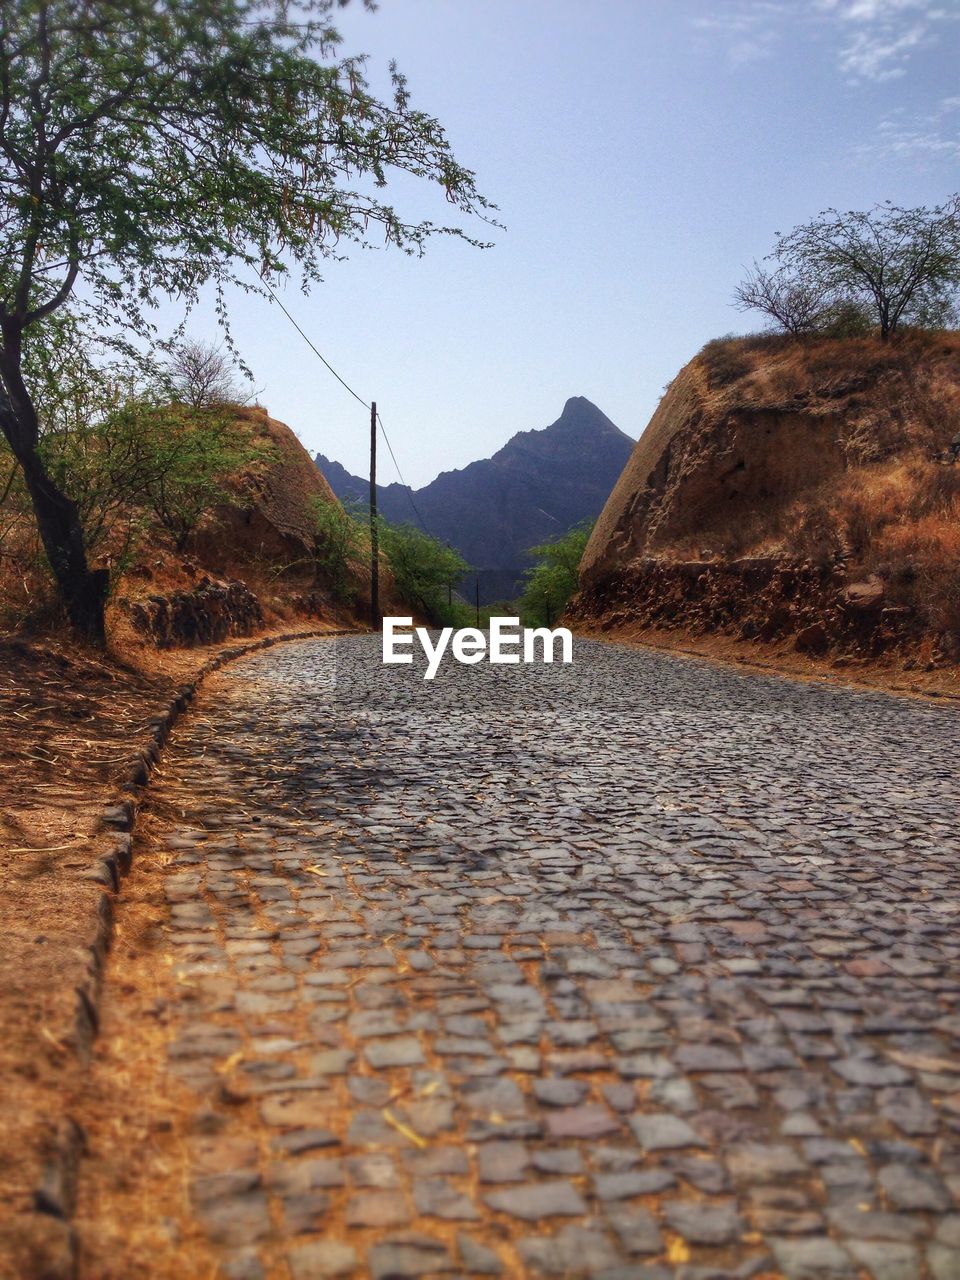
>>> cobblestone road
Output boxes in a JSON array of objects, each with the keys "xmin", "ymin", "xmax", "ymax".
[{"xmin": 134, "ymin": 635, "xmax": 960, "ymax": 1278}]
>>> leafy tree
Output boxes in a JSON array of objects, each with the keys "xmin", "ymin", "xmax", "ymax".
[
  {"xmin": 24, "ymin": 310, "xmax": 151, "ymax": 564},
  {"xmin": 379, "ymin": 521, "xmax": 467, "ymax": 624},
  {"xmin": 0, "ymin": 0, "xmax": 493, "ymax": 640},
  {"xmin": 311, "ymin": 497, "xmax": 366, "ymax": 603},
  {"xmin": 737, "ymin": 197, "xmax": 960, "ymax": 341},
  {"xmin": 134, "ymin": 405, "xmax": 265, "ymax": 553},
  {"xmin": 817, "ymin": 298, "xmax": 875, "ymax": 340},
  {"xmin": 18, "ymin": 309, "xmax": 262, "ymax": 564},
  {"xmin": 519, "ymin": 520, "xmax": 594, "ymax": 627}
]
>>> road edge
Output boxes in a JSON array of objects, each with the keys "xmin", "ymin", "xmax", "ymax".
[{"xmin": 21, "ymin": 626, "xmax": 360, "ymax": 1280}]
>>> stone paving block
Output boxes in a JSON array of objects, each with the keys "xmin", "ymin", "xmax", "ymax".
[
  {"xmin": 368, "ymin": 1234, "xmax": 450, "ymax": 1279},
  {"xmin": 457, "ymin": 1234, "xmax": 503, "ymax": 1274},
  {"xmin": 768, "ymin": 1236, "xmax": 855, "ymax": 1278},
  {"xmin": 662, "ymin": 1198, "xmax": 743, "ymax": 1245},
  {"xmin": 516, "ymin": 1223, "xmax": 622, "ymax": 1275},
  {"xmin": 594, "ymin": 1168, "xmax": 674, "ymax": 1200},
  {"xmin": 287, "ymin": 1241, "xmax": 358, "ymax": 1278},
  {"xmin": 879, "ymin": 1162, "xmax": 952, "ymax": 1212},
  {"xmin": 726, "ymin": 1142, "xmax": 808, "ymax": 1183},
  {"xmin": 413, "ymin": 1178, "xmax": 480, "ymax": 1220},
  {"xmin": 606, "ymin": 1205, "xmax": 663, "ymax": 1255},
  {"xmin": 477, "ymin": 1141, "xmax": 529, "ymax": 1183},
  {"xmin": 545, "ymin": 1103, "xmax": 621, "ymax": 1139},
  {"xmin": 846, "ymin": 1240, "xmax": 920, "ymax": 1280},
  {"xmin": 194, "ymin": 1190, "xmax": 272, "ymax": 1247},
  {"xmin": 146, "ymin": 637, "xmax": 960, "ymax": 1276},
  {"xmin": 363, "ymin": 1036, "xmax": 425, "ymax": 1069},
  {"xmin": 345, "ymin": 1189, "xmax": 411, "ymax": 1228},
  {"xmin": 484, "ymin": 1180, "xmax": 587, "ymax": 1220},
  {"xmin": 629, "ymin": 1113, "xmax": 704, "ymax": 1151}
]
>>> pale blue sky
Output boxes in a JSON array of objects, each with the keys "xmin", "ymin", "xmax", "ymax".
[{"xmin": 170, "ymin": 0, "xmax": 960, "ymax": 486}]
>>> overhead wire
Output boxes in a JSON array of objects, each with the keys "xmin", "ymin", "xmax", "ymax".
[
  {"xmin": 376, "ymin": 411, "xmax": 431, "ymax": 534},
  {"xmin": 259, "ymin": 275, "xmax": 432, "ymax": 535}
]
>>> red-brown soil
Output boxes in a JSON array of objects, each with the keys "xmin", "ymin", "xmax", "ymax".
[
  {"xmin": 0, "ymin": 622, "xmax": 355, "ymax": 1278},
  {"xmin": 574, "ymin": 332, "xmax": 960, "ymax": 666}
]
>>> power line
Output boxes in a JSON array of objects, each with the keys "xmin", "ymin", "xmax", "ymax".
[
  {"xmin": 376, "ymin": 411, "xmax": 430, "ymax": 535},
  {"xmin": 259, "ymin": 274, "xmax": 370, "ymax": 410},
  {"xmin": 259, "ymin": 275, "xmax": 432, "ymax": 535}
]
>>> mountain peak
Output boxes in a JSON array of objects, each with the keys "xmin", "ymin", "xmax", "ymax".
[
  {"xmin": 553, "ymin": 396, "xmax": 629, "ymax": 437},
  {"xmin": 562, "ymin": 395, "xmax": 596, "ymax": 414},
  {"xmin": 315, "ymin": 398, "xmax": 634, "ymax": 600}
]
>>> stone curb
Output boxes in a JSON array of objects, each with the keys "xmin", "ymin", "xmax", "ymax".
[{"xmin": 26, "ymin": 625, "xmax": 360, "ymax": 1279}]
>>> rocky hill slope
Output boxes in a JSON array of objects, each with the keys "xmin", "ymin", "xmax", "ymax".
[
  {"xmin": 571, "ymin": 333, "xmax": 960, "ymax": 666},
  {"xmin": 316, "ymin": 396, "xmax": 635, "ymax": 602},
  {"xmin": 113, "ymin": 407, "xmax": 370, "ymax": 645}
]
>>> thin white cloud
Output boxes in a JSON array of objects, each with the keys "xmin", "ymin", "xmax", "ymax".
[
  {"xmin": 837, "ymin": 21, "xmax": 929, "ymax": 81},
  {"xmin": 861, "ymin": 95, "xmax": 960, "ymax": 163},
  {"xmin": 697, "ymin": 0, "xmax": 955, "ymax": 83}
]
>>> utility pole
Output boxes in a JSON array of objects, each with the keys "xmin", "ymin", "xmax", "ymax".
[
  {"xmin": 475, "ymin": 576, "xmax": 480, "ymax": 629},
  {"xmin": 369, "ymin": 400, "xmax": 379, "ymax": 628}
]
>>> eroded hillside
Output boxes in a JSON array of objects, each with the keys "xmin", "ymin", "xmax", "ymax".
[{"xmin": 572, "ymin": 333, "xmax": 960, "ymax": 667}]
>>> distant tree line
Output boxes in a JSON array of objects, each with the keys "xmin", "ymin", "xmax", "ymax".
[
  {"xmin": 519, "ymin": 521, "xmax": 593, "ymax": 628},
  {"xmin": 735, "ymin": 197, "xmax": 960, "ymax": 340},
  {"xmin": 312, "ymin": 501, "xmax": 469, "ymax": 625},
  {"xmin": 311, "ymin": 507, "xmax": 594, "ymax": 631}
]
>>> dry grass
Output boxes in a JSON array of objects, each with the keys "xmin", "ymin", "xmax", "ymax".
[
  {"xmin": 0, "ymin": 636, "xmax": 173, "ymax": 1267},
  {"xmin": 680, "ymin": 333, "xmax": 960, "ymax": 643}
]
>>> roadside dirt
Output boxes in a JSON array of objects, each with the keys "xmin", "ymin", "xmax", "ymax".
[{"xmin": 0, "ymin": 620, "xmax": 354, "ymax": 1278}]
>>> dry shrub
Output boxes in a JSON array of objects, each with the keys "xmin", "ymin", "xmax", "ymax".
[
  {"xmin": 836, "ymin": 461, "xmax": 917, "ymax": 555},
  {"xmin": 700, "ymin": 337, "xmax": 754, "ymax": 389},
  {"xmin": 758, "ymin": 358, "xmax": 816, "ymax": 403},
  {"xmin": 800, "ymin": 337, "xmax": 904, "ymax": 389},
  {"xmin": 0, "ymin": 505, "xmax": 59, "ymax": 632},
  {"xmin": 791, "ymin": 498, "xmax": 842, "ymax": 564},
  {"xmin": 900, "ymin": 457, "xmax": 960, "ymax": 518},
  {"xmin": 764, "ymin": 449, "xmax": 960, "ymax": 638},
  {"xmin": 832, "ymin": 454, "xmax": 960, "ymax": 635}
]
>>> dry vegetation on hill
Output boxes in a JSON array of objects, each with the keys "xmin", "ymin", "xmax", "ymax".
[
  {"xmin": 573, "ymin": 331, "xmax": 960, "ymax": 674},
  {"xmin": 1, "ymin": 406, "xmax": 370, "ymax": 646}
]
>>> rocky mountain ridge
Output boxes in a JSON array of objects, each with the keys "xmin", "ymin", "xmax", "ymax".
[{"xmin": 316, "ymin": 396, "xmax": 635, "ymax": 602}]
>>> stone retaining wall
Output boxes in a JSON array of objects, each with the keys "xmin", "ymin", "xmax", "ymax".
[
  {"xmin": 569, "ymin": 556, "xmax": 943, "ymax": 660},
  {"xmin": 124, "ymin": 579, "xmax": 264, "ymax": 648}
]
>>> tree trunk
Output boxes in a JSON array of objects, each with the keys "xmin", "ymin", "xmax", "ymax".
[
  {"xmin": 19, "ymin": 447, "xmax": 108, "ymax": 641},
  {"xmin": 0, "ymin": 352, "xmax": 107, "ymax": 643}
]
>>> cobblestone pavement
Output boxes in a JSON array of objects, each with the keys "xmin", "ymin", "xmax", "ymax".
[{"xmin": 141, "ymin": 635, "xmax": 960, "ymax": 1278}]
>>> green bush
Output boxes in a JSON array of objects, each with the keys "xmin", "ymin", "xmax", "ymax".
[
  {"xmin": 817, "ymin": 300, "xmax": 875, "ymax": 340},
  {"xmin": 519, "ymin": 520, "xmax": 594, "ymax": 627},
  {"xmin": 312, "ymin": 498, "xmax": 366, "ymax": 602},
  {"xmin": 17, "ymin": 312, "xmax": 265, "ymax": 576},
  {"xmin": 379, "ymin": 521, "xmax": 468, "ymax": 625}
]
